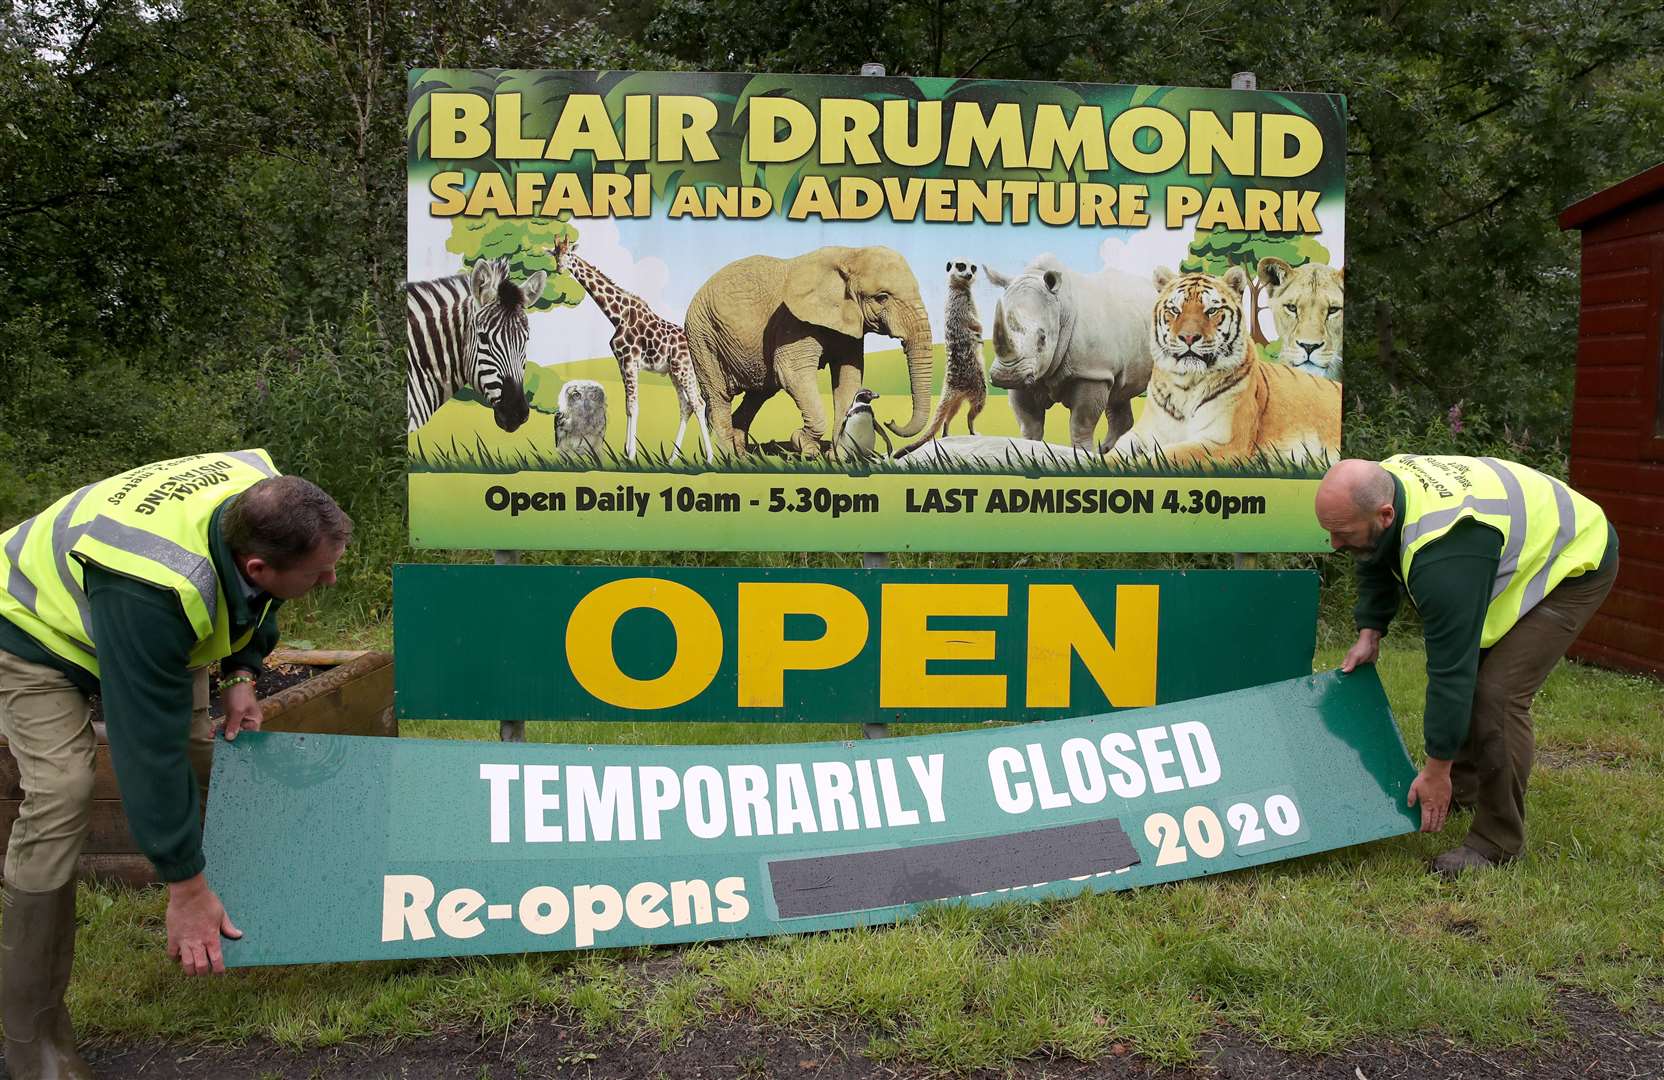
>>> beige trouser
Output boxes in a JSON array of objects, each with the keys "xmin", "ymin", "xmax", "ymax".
[
  {"xmin": 0, "ymin": 651, "xmax": 212, "ymax": 891},
  {"xmin": 1451, "ymin": 558, "xmax": 1619, "ymax": 860}
]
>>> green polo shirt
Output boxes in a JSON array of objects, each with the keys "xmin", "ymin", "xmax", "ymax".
[
  {"xmin": 1353, "ymin": 476, "xmax": 1617, "ymax": 759},
  {"xmin": 0, "ymin": 499, "xmax": 282, "ymax": 881}
]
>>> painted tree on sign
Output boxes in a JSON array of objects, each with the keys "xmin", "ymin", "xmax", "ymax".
[
  {"xmin": 1180, "ymin": 230, "xmax": 1332, "ymax": 345},
  {"xmin": 445, "ymin": 213, "xmax": 584, "ymax": 311}
]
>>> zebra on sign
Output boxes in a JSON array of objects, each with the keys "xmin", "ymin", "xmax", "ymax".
[{"xmin": 406, "ymin": 257, "xmax": 549, "ymax": 434}]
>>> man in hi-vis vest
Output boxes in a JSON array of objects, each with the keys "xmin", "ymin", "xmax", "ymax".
[
  {"xmin": 1315, "ymin": 455, "xmax": 1617, "ymax": 878},
  {"xmin": 0, "ymin": 451, "xmax": 350, "ymax": 1079}
]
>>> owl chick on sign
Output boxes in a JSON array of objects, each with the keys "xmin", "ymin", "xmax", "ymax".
[{"xmin": 555, "ymin": 379, "xmax": 608, "ymax": 461}]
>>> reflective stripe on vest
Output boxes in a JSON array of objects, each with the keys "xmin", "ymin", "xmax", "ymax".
[
  {"xmin": 53, "ymin": 484, "xmax": 98, "ymax": 651},
  {"xmin": 1525, "ymin": 477, "xmax": 1580, "ymax": 611},
  {"xmin": 4, "ymin": 510, "xmax": 37, "ymax": 614},
  {"xmin": 1383, "ymin": 454, "xmax": 1608, "ymax": 647},
  {"xmin": 81, "ymin": 515, "xmax": 220, "ymax": 627},
  {"xmin": 0, "ymin": 450, "xmax": 279, "ymax": 677},
  {"xmin": 224, "ymin": 450, "xmax": 279, "ymax": 479}
]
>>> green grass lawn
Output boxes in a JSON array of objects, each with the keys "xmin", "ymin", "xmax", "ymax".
[{"xmin": 56, "ymin": 643, "xmax": 1664, "ymax": 1070}]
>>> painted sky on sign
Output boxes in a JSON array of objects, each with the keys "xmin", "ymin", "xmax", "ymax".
[{"xmin": 406, "ymin": 185, "xmax": 1346, "ymax": 368}]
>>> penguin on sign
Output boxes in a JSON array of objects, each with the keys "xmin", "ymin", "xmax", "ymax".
[{"xmin": 834, "ymin": 388, "xmax": 893, "ymax": 462}]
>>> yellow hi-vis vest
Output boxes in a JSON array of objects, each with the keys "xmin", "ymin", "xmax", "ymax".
[
  {"xmin": 1381, "ymin": 454, "xmax": 1609, "ymax": 648},
  {"xmin": 0, "ymin": 450, "xmax": 279, "ymax": 678}
]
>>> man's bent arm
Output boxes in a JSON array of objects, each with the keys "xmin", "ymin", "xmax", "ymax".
[
  {"xmin": 1406, "ymin": 523, "xmax": 1501, "ymax": 759},
  {"xmin": 84, "ymin": 565, "xmax": 207, "ymax": 882},
  {"xmin": 1353, "ymin": 555, "xmax": 1401, "ymax": 635}
]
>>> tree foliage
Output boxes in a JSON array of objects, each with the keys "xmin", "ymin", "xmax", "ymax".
[{"xmin": 444, "ymin": 214, "xmax": 582, "ymax": 311}]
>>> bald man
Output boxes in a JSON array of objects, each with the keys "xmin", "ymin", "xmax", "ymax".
[{"xmin": 1314, "ymin": 455, "xmax": 1617, "ymax": 877}]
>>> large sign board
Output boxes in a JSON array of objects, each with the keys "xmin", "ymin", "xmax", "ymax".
[
  {"xmin": 394, "ymin": 565, "xmax": 1319, "ymax": 722},
  {"xmin": 405, "ymin": 71, "xmax": 1347, "ymax": 552},
  {"xmin": 208, "ymin": 669, "xmax": 1414, "ymax": 966}
]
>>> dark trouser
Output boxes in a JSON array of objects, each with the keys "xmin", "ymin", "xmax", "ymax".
[{"xmin": 1451, "ymin": 559, "xmax": 1618, "ymax": 860}]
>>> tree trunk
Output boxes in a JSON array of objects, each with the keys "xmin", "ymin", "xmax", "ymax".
[
  {"xmin": 934, "ymin": 0, "xmax": 947, "ymax": 76},
  {"xmin": 1248, "ymin": 279, "xmax": 1268, "ymax": 345},
  {"xmin": 1376, "ymin": 298, "xmax": 1397, "ymax": 389}
]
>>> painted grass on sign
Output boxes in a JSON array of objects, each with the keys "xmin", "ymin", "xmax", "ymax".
[
  {"xmin": 419, "ymin": 346, "xmax": 1046, "ymax": 469},
  {"xmin": 409, "ymin": 432, "xmax": 1332, "ymax": 479},
  {"xmin": 53, "ymin": 644, "xmax": 1664, "ymax": 1071},
  {"xmin": 415, "ymin": 344, "xmax": 1333, "ymax": 478}
]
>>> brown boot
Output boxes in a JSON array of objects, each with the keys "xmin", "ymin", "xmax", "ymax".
[
  {"xmin": 1429, "ymin": 844, "xmax": 1516, "ymax": 880},
  {"xmin": 2, "ymin": 879, "xmax": 94, "ymax": 1079}
]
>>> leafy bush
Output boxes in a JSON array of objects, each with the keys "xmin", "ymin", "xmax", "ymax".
[
  {"xmin": 247, "ymin": 294, "xmax": 405, "ymax": 507},
  {"xmin": 0, "ymin": 310, "xmax": 248, "ymax": 526},
  {"xmin": 242, "ymin": 294, "xmax": 411, "ymax": 625},
  {"xmin": 1343, "ymin": 387, "xmax": 1568, "ymax": 479}
]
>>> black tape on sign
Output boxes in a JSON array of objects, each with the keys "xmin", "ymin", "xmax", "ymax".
[{"xmin": 767, "ymin": 819, "xmax": 1141, "ymax": 918}]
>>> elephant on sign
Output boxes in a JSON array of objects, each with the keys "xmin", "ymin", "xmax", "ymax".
[{"xmin": 684, "ymin": 246, "xmax": 935, "ymax": 456}]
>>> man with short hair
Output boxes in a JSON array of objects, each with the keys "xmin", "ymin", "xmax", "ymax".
[
  {"xmin": 1314, "ymin": 455, "xmax": 1617, "ymax": 878},
  {"xmin": 0, "ymin": 451, "xmax": 351, "ymax": 1079}
]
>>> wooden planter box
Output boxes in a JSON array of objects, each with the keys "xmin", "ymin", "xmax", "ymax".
[{"xmin": 1, "ymin": 650, "xmax": 396, "ymax": 886}]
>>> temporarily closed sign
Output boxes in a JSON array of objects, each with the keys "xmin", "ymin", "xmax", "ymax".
[
  {"xmin": 207, "ymin": 668, "xmax": 1417, "ymax": 966},
  {"xmin": 393, "ymin": 566, "xmax": 1319, "ymax": 723}
]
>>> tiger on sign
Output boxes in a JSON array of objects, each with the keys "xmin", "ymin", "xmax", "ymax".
[{"xmin": 1110, "ymin": 265, "xmax": 1340, "ymax": 470}]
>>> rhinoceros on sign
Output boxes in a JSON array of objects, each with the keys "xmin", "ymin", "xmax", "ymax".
[{"xmin": 987, "ymin": 255, "xmax": 1155, "ymax": 454}]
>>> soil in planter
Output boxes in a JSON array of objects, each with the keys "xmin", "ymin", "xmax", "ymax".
[{"xmin": 86, "ymin": 661, "xmax": 330, "ymax": 724}]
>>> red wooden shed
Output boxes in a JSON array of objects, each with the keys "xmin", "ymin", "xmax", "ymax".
[{"xmin": 1558, "ymin": 160, "xmax": 1664, "ymax": 677}]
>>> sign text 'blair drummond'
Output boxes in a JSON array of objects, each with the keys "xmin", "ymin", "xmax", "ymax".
[
  {"xmin": 205, "ymin": 669, "xmax": 1418, "ymax": 966},
  {"xmin": 393, "ymin": 566, "xmax": 1320, "ymax": 723}
]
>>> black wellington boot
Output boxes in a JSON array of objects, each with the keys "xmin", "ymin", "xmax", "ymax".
[{"xmin": 2, "ymin": 879, "xmax": 95, "ymax": 1079}]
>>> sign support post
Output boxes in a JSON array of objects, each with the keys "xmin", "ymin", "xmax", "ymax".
[
  {"xmin": 860, "ymin": 59, "xmax": 892, "ymax": 743},
  {"xmin": 860, "ymin": 549, "xmax": 891, "ymax": 740},
  {"xmin": 1231, "ymin": 70, "xmax": 1261, "ymax": 578},
  {"xmin": 494, "ymin": 549, "xmax": 527, "ymax": 743}
]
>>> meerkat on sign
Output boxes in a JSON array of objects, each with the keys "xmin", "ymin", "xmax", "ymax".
[{"xmin": 895, "ymin": 261, "xmax": 987, "ymax": 458}]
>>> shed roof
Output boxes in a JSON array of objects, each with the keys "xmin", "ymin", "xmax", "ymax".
[{"xmin": 1559, "ymin": 160, "xmax": 1664, "ymax": 231}]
